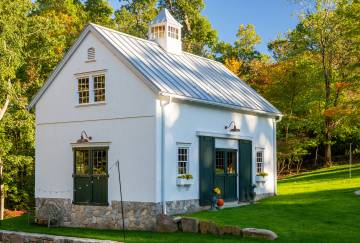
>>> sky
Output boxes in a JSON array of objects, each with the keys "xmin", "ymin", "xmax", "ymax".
[{"xmin": 109, "ymin": 0, "xmax": 303, "ymax": 54}]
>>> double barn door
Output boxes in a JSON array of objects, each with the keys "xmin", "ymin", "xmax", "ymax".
[{"xmin": 199, "ymin": 137, "xmax": 252, "ymax": 206}]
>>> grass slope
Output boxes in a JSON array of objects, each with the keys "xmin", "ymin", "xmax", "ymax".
[{"xmin": 1, "ymin": 164, "xmax": 359, "ymax": 242}]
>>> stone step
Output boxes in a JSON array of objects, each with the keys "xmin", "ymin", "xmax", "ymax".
[{"xmin": 0, "ymin": 230, "xmax": 122, "ymax": 243}]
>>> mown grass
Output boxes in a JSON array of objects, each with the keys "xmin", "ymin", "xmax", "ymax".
[{"xmin": 1, "ymin": 164, "xmax": 359, "ymax": 242}]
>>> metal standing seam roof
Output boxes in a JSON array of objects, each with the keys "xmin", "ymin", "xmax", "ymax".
[
  {"xmin": 29, "ymin": 23, "xmax": 281, "ymax": 116},
  {"xmin": 92, "ymin": 24, "xmax": 281, "ymax": 115}
]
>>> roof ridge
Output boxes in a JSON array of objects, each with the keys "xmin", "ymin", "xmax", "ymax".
[{"xmin": 89, "ymin": 23, "xmax": 158, "ymax": 46}]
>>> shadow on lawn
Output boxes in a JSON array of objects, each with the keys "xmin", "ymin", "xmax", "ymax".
[{"xmin": 279, "ymin": 164, "xmax": 360, "ymax": 184}]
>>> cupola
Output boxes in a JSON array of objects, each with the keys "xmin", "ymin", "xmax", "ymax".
[{"xmin": 149, "ymin": 8, "xmax": 182, "ymax": 55}]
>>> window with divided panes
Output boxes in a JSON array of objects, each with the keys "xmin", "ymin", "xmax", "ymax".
[
  {"xmin": 256, "ymin": 150, "xmax": 264, "ymax": 174},
  {"xmin": 93, "ymin": 75, "xmax": 105, "ymax": 102},
  {"xmin": 77, "ymin": 74, "xmax": 105, "ymax": 104},
  {"xmin": 73, "ymin": 147, "xmax": 108, "ymax": 205},
  {"xmin": 168, "ymin": 26, "xmax": 179, "ymax": 39},
  {"xmin": 177, "ymin": 147, "xmax": 189, "ymax": 175},
  {"xmin": 77, "ymin": 77, "xmax": 90, "ymax": 104},
  {"xmin": 150, "ymin": 25, "xmax": 165, "ymax": 39}
]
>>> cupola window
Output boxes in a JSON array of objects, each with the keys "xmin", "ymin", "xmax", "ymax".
[
  {"xmin": 150, "ymin": 25, "xmax": 165, "ymax": 39},
  {"xmin": 168, "ymin": 26, "xmax": 179, "ymax": 40}
]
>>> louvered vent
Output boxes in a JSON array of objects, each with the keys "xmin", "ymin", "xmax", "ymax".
[{"xmin": 87, "ymin": 47, "xmax": 95, "ymax": 61}]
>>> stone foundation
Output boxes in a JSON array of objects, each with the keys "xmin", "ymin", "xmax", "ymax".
[
  {"xmin": 36, "ymin": 198, "xmax": 199, "ymax": 230},
  {"xmin": 166, "ymin": 199, "xmax": 199, "ymax": 215}
]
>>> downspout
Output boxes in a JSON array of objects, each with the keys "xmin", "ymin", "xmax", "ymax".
[
  {"xmin": 273, "ymin": 115, "xmax": 282, "ymax": 195},
  {"xmin": 161, "ymin": 96, "xmax": 172, "ymax": 214}
]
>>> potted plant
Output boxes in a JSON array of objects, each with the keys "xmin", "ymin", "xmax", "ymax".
[
  {"xmin": 176, "ymin": 174, "xmax": 194, "ymax": 186},
  {"xmin": 210, "ymin": 187, "xmax": 222, "ymax": 211},
  {"xmin": 256, "ymin": 172, "xmax": 268, "ymax": 183}
]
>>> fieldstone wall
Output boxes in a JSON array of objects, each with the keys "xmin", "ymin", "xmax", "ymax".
[
  {"xmin": 36, "ymin": 198, "xmax": 199, "ymax": 231},
  {"xmin": 166, "ymin": 199, "xmax": 199, "ymax": 215}
]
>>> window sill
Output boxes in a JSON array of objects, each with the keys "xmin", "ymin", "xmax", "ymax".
[
  {"xmin": 75, "ymin": 102, "xmax": 106, "ymax": 108},
  {"xmin": 176, "ymin": 178, "xmax": 194, "ymax": 186}
]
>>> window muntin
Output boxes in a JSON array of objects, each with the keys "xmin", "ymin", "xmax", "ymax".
[
  {"xmin": 177, "ymin": 147, "xmax": 189, "ymax": 175},
  {"xmin": 93, "ymin": 75, "xmax": 105, "ymax": 102},
  {"xmin": 78, "ymin": 77, "xmax": 89, "ymax": 104},
  {"xmin": 168, "ymin": 26, "xmax": 179, "ymax": 39},
  {"xmin": 256, "ymin": 150, "xmax": 264, "ymax": 174},
  {"xmin": 151, "ymin": 25, "xmax": 165, "ymax": 39},
  {"xmin": 75, "ymin": 150, "xmax": 89, "ymax": 175},
  {"xmin": 215, "ymin": 151, "xmax": 225, "ymax": 174},
  {"xmin": 92, "ymin": 149, "xmax": 107, "ymax": 175}
]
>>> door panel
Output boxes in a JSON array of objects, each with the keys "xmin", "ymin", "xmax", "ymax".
[
  {"xmin": 199, "ymin": 136, "xmax": 215, "ymax": 206},
  {"xmin": 239, "ymin": 140, "xmax": 252, "ymax": 201},
  {"xmin": 74, "ymin": 176, "xmax": 91, "ymax": 203},
  {"xmin": 215, "ymin": 149, "xmax": 237, "ymax": 201},
  {"xmin": 92, "ymin": 176, "xmax": 108, "ymax": 204}
]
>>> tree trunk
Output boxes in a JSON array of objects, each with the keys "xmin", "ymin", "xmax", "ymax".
[
  {"xmin": 0, "ymin": 96, "xmax": 10, "ymax": 220},
  {"xmin": 0, "ymin": 157, "xmax": 3, "ymax": 220},
  {"xmin": 0, "ymin": 96, "xmax": 10, "ymax": 121}
]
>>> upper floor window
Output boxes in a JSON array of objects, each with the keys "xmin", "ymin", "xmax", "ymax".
[
  {"xmin": 77, "ymin": 74, "xmax": 105, "ymax": 104},
  {"xmin": 177, "ymin": 146, "xmax": 189, "ymax": 175},
  {"xmin": 168, "ymin": 26, "xmax": 179, "ymax": 39},
  {"xmin": 256, "ymin": 149, "xmax": 265, "ymax": 174},
  {"xmin": 150, "ymin": 25, "xmax": 165, "ymax": 39},
  {"xmin": 94, "ymin": 75, "xmax": 105, "ymax": 102},
  {"xmin": 78, "ymin": 77, "xmax": 90, "ymax": 104},
  {"xmin": 87, "ymin": 47, "xmax": 95, "ymax": 61}
]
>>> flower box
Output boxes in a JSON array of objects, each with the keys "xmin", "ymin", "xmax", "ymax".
[
  {"xmin": 176, "ymin": 178, "xmax": 194, "ymax": 186},
  {"xmin": 255, "ymin": 175, "xmax": 267, "ymax": 183}
]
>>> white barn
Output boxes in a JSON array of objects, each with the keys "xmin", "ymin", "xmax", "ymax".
[{"xmin": 29, "ymin": 9, "xmax": 282, "ymax": 230}]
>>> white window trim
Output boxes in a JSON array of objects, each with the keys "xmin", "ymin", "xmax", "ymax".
[
  {"xmin": 75, "ymin": 71, "xmax": 107, "ymax": 107},
  {"xmin": 177, "ymin": 143, "xmax": 191, "ymax": 176},
  {"xmin": 255, "ymin": 147, "xmax": 265, "ymax": 174}
]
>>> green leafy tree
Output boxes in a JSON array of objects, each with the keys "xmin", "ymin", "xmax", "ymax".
[
  {"xmin": 114, "ymin": 0, "xmax": 158, "ymax": 38},
  {"xmin": 85, "ymin": 0, "xmax": 114, "ymax": 27}
]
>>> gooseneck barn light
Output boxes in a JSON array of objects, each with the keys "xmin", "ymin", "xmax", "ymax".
[
  {"xmin": 225, "ymin": 121, "xmax": 240, "ymax": 132},
  {"xmin": 76, "ymin": 130, "xmax": 92, "ymax": 143}
]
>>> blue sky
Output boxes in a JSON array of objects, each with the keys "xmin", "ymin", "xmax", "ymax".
[{"xmin": 109, "ymin": 0, "xmax": 302, "ymax": 54}]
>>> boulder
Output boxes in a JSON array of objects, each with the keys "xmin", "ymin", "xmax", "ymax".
[
  {"xmin": 155, "ymin": 214, "xmax": 178, "ymax": 233},
  {"xmin": 242, "ymin": 228, "xmax": 278, "ymax": 240},
  {"xmin": 181, "ymin": 218, "xmax": 199, "ymax": 233},
  {"xmin": 199, "ymin": 221, "xmax": 219, "ymax": 235},
  {"xmin": 218, "ymin": 225, "xmax": 242, "ymax": 236}
]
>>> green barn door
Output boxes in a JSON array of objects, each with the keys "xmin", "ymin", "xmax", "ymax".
[
  {"xmin": 74, "ymin": 149, "xmax": 91, "ymax": 203},
  {"xmin": 199, "ymin": 136, "xmax": 215, "ymax": 206},
  {"xmin": 238, "ymin": 140, "xmax": 252, "ymax": 201},
  {"xmin": 74, "ymin": 147, "xmax": 108, "ymax": 205},
  {"xmin": 215, "ymin": 150, "xmax": 237, "ymax": 201}
]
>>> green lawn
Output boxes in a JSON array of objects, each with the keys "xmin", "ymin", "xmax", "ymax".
[{"xmin": 1, "ymin": 164, "xmax": 359, "ymax": 242}]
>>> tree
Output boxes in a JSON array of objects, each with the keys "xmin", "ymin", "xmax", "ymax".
[
  {"xmin": 114, "ymin": 0, "xmax": 158, "ymax": 38},
  {"xmin": 84, "ymin": 0, "xmax": 114, "ymax": 27},
  {"xmin": 0, "ymin": 0, "xmax": 33, "ymax": 218},
  {"xmin": 283, "ymin": 0, "xmax": 360, "ymax": 165}
]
